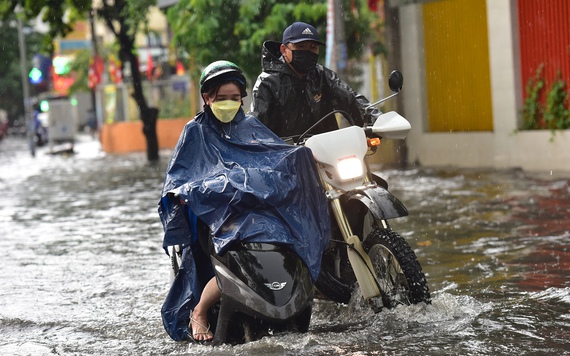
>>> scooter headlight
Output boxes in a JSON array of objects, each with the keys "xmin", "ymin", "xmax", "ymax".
[{"xmin": 337, "ymin": 155, "xmax": 363, "ymax": 180}]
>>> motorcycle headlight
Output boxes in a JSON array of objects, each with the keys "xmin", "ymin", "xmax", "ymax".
[{"xmin": 337, "ymin": 156, "xmax": 363, "ymax": 180}]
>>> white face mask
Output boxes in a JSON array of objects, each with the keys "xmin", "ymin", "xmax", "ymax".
[{"xmin": 210, "ymin": 100, "xmax": 241, "ymax": 123}]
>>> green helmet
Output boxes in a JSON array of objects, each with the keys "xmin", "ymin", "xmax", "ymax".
[{"xmin": 199, "ymin": 60, "xmax": 247, "ymax": 97}]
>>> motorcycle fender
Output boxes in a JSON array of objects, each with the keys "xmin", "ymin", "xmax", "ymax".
[{"xmin": 344, "ymin": 184, "xmax": 408, "ymax": 220}]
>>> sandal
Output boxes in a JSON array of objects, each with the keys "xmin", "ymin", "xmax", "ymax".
[{"xmin": 190, "ymin": 315, "xmax": 214, "ymax": 343}]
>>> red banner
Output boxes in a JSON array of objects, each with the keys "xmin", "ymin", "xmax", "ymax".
[{"xmin": 88, "ymin": 55, "xmax": 104, "ymax": 89}]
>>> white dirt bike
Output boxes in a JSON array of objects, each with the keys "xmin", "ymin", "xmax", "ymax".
[{"xmin": 299, "ymin": 70, "xmax": 431, "ymax": 311}]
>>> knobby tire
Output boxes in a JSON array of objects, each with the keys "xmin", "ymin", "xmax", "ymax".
[{"xmin": 316, "ymin": 227, "xmax": 430, "ymax": 307}]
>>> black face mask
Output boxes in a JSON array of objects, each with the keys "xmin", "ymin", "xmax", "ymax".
[{"xmin": 289, "ymin": 50, "xmax": 319, "ymax": 74}]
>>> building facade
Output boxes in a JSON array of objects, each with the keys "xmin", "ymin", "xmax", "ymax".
[{"xmin": 395, "ymin": 0, "xmax": 570, "ymax": 173}]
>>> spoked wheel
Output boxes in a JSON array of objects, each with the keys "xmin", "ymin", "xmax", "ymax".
[
  {"xmin": 363, "ymin": 227, "xmax": 431, "ymax": 308},
  {"xmin": 315, "ymin": 225, "xmax": 430, "ymax": 308}
]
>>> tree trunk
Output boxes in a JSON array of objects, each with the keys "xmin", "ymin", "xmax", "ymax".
[
  {"xmin": 121, "ymin": 42, "xmax": 160, "ymax": 162},
  {"xmin": 142, "ymin": 107, "xmax": 159, "ymax": 161},
  {"xmin": 103, "ymin": 0, "xmax": 160, "ymax": 162}
]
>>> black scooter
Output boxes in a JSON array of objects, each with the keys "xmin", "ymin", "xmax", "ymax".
[{"xmin": 169, "ymin": 229, "xmax": 314, "ymax": 345}]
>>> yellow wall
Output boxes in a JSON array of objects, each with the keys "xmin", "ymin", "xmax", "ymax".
[{"xmin": 423, "ymin": 0, "xmax": 493, "ymax": 132}]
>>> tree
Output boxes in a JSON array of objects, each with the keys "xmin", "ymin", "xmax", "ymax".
[
  {"xmin": 97, "ymin": 0, "xmax": 159, "ymax": 161},
  {"xmin": 1, "ymin": 0, "xmax": 161, "ymax": 162},
  {"xmin": 167, "ymin": 0, "xmax": 381, "ymax": 87},
  {"xmin": 0, "ymin": 13, "xmax": 44, "ymax": 125}
]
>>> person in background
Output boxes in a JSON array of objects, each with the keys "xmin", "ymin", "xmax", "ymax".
[{"xmin": 250, "ymin": 21, "xmax": 382, "ymax": 139}]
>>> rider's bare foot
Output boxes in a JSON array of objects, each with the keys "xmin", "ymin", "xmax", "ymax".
[{"xmin": 190, "ymin": 311, "xmax": 213, "ymax": 342}]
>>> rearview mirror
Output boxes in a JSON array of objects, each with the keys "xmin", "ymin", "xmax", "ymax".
[{"xmin": 388, "ymin": 70, "xmax": 403, "ymax": 93}]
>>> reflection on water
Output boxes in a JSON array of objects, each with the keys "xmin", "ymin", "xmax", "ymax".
[{"xmin": 0, "ymin": 136, "xmax": 568, "ymax": 355}]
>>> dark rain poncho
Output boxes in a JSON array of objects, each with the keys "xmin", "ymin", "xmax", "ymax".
[
  {"xmin": 249, "ymin": 40, "xmax": 381, "ymax": 138},
  {"xmin": 158, "ymin": 108, "xmax": 330, "ymax": 341}
]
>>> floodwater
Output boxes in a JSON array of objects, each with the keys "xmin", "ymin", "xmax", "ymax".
[{"xmin": 0, "ymin": 135, "xmax": 568, "ymax": 355}]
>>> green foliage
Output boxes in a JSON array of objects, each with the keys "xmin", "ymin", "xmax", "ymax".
[
  {"xmin": 543, "ymin": 71, "xmax": 570, "ymax": 133},
  {"xmin": 67, "ymin": 49, "xmax": 93, "ymax": 94},
  {"xmin": 98, "ymin": 0, "xmax": 157, "ymax": 40},
  {"xmin": 0, "ymin": 0, "xmax": 93, "ymax": 53},
  {"xmin": 521, "ymin": 64, "xmax": 545, "ymax": 130},
  {"xmin": 343, "ymin": 0, "xmax": 384, "ymax": 58},
  {"xmin": 68, "ymin": 44, "xmax": 119, "ymax": 94},
  {"xmin": 3, "ymin": 0, "xmax": 156, "ymax": 97},
  {"xmin": 168, "ymin": 0, "xmax": 382, "ymax": 81},
  {"xmin": 125, "ymin": 0, "xmax": 157, "ymax": 35},
  {"xmin": 0, "ymin": 13, "xmax": 44, "ymax": 120},
  {"xmin": 158, "ymin": 96, "xmax": 192, "ymax": 119},
  {"xmin": 520, "ymin": 65, "xmax": 570, "ymax": 138}
]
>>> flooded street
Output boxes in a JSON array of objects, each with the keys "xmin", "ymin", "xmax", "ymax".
[{"xmin": 0, "ymin": 135, "xmax": 569, "ymax": 355}]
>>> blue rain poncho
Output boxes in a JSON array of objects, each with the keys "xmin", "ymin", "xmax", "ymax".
[{"xmin": 158, "ymin": 108, "xmax": 330, "ymax": 341}]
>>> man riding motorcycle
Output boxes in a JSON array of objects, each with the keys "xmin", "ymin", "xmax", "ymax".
[{"xmin": 250, "ymin": 21, "xmax": 382, "ymax": 138}]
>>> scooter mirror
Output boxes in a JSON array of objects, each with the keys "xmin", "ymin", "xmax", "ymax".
[{"xmin": 388, "ymin": 70, "xmax": 403, "ymax": 93}]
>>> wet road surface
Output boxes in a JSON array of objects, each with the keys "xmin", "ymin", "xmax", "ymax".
[{"xmin": 0, "ymin": 135, "xmax": 568, "ymax": 355}]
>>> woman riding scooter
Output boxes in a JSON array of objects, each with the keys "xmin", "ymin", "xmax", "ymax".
[{"xmin": 158, "ymin": 61, "xmax": 330, "ymax": 343}]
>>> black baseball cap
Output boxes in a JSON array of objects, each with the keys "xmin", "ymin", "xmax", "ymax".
[{"xmin": 282, "ymin": 22, "xmax": 325, "ymax": 45}]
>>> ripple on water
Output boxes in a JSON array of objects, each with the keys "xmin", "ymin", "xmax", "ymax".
[{"xmin": 1, "ymin": 137, "xmax": 569, "ymax": 355}]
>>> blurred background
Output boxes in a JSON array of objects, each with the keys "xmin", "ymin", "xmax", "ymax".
[{"xmin": 1, "ymin": 0, "xmax": 569, "ymax": 173}]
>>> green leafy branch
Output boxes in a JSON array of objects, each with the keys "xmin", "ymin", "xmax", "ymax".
[{"xmin": 520, "ymin": 64, "xmax": 570, "ymax": 140}]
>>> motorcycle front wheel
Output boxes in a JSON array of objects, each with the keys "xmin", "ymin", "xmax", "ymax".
[
  {"xmin": 363, "ymin": 227, "xmax": 431, "ymax": 308},
  {"xmin": 315, "ymin": 227, "xmax": 430, "ymax": 309}
]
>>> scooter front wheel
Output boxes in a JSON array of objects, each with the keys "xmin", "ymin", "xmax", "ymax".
[
  {"xmin": 315, "ymin": 241, "xmax": 356, "ymax": 304},
  {"xmin": 168, "ymin": 245, "xmax": 182, "ymax": 284}
]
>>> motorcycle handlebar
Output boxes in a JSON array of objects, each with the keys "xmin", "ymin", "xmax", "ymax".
[{"xmin": 296, "ymin": 110, "xmax": 353, "ymax": 145}]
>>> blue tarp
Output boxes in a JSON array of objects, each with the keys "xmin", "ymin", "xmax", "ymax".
[{"xmin": 158, "ymin": 108, "xmax": 330, "ymax": 341}]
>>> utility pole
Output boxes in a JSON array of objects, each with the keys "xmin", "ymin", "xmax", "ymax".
[
  {"xmin": 383, "ymin": 1, "xmax": 407, "ymax": 167},
  {"xmin": 326, "ymin": 0, "xmax": 348, "ymax": 81},
  {"xmin": 89, "ymin": 8, "xmax": 99, "ymax": 132},
  {"xmin": 17, "ymin": 9, "xmax": 34, "ymax": 156},
  {"xmin": 333, "ymin": 0, "xmax": 348, "ymax": 81},
  {"xmin": 326, "ymin": 0, "xmax": 349, "ymax": 127}
]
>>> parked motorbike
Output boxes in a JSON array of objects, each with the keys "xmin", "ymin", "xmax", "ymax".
[
  {"xmin": 34, "ymin": 110, "xmax": 49, "ymax": 147},
  {"xmin": 299, "ymin": 70, "xmax": 431, "ymax": 311}
]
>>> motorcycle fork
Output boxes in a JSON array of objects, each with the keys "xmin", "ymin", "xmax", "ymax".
[
  {"xmin": 325, "ymin": 187, "xmax": 353, "ymax": 279},
  {"xmin": 325, "ymin": 184, "xmax": 355, "ymax": 242},
  {"xmin": 324, "ymin": 173, "xmax": 388, "ymax": 242},
  {"xmin": 323, "ymin": 180, "xmax": 382, "ymax": 300}
]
